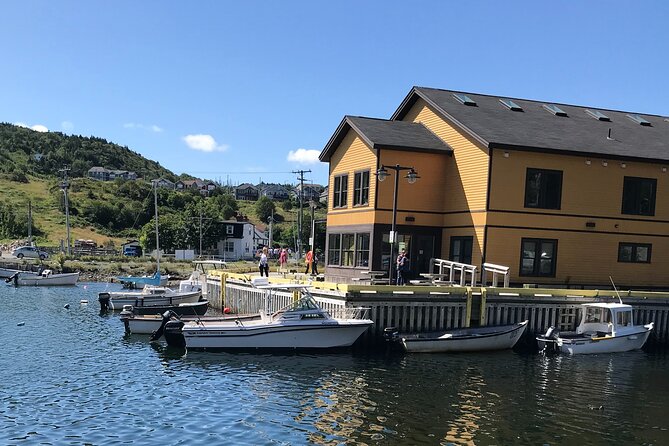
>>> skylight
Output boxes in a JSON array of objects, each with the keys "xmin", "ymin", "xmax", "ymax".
[
  {"xmin": 499, "ymin": 99, "xmax": 523, "ymax": 111},
  {"xmin": 627, "ymin": 114, "xmax": 652, "ymax": 126},
  {"xmin": 542, "ymin": 104, "xmax": 568, "ymax": 117},
  {"xmin": 585, "ymin": 109, "xmax": 611, "ymax": 122},
  {"xmin": 453, "ymin": 93, "xmax": 477, "ymax": 106}
]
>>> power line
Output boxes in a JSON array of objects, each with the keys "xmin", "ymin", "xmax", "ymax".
[{"xmin": 292, "ymin": 169, "xmax": 311, "ymax": 259}]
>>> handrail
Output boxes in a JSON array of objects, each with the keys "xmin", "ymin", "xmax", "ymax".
[
  {"xmin": 430, "ymin": 258, "xmax": 477, "ymax": 287},
  {"xmin": 482, "ymin": 262, "xmax": 510, "ymax": 288}
]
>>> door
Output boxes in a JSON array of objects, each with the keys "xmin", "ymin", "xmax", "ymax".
[
  {"xmin": 413, "ymin": 235, "xmax": 435, "ymax": 278},
  {"xmin": 449, "ymin": 236, "xmax": 473, "ymax": 265}
]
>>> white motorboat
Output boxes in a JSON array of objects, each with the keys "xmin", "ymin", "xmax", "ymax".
[
  {"xmin": 389, "ymin": 321, "xmax": 528, "ymax": 353},
  {"xmin": 6, "ymin": 269, "xmax": 79, "ymax": 286},
  {"xmin": 0, "ymin": 267, "xmax": 37, "ymax": 279},
  {"xmin": 164, "ymin": 281, "xmax": 373, "ymax": 350},
  {"xmin": 537, "ymin": 302, "xmax": 654, "ymax": 355},
  {"xmin": 120, "ymin": 309, "xmax": 259, "ymax": 335},
  {"xmin": 98, "ymin": 286, "xmax": 202, "ymax": 311}
]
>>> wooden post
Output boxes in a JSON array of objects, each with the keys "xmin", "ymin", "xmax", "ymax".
[
  {"xmin": 465, "ymin": 287, "xmax": 473, "ymax": 328},
  {"xmin": 480, "ymin": 287, "xmax": 487, "ymax": 326}
]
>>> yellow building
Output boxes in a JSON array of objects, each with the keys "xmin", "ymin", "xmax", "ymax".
[{"xmin": 319, "ymin": 87, "xmax": 669, "ymax": 288}]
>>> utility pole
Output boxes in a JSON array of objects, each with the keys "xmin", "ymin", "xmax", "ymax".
[
  {"xmin": 292, "ymin": 169, "xmax": 311, "ymax": 260},
  {"xmin": 268, "ymin": 209, "xmax": 274, "ymax": 249},
  {"xmin": 27, "ymin": 200, "xmax": 32, "ymax": 245},
  {"xmin": 59, "ymin": 168, "xmax": 71, "ymax": 255},
  {"xmin": 199, "ymin": 205, "xmax": 203, "ymax": 258}
]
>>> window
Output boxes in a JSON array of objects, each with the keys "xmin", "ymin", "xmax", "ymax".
[
  {"xmin": 355, "ymin": 233, "xmax": 370, "ymax": 267},
  {"xmin": 453, "ymin": 93, "xmax": 476, "ymax": 106},
  {"xmin": 542, "ymin": 104, "xmax": 568, "ymax": 117},
  {"xmin": 327, "ymin": 234, "xmax": 341, "ymax": 265},
  {"xmin": 520, "ymin": 238, "xmax": 557, "ymax": 277},
  {"xmin": 525, "ymin": 168, "xmax": 563, "ymax": 209},
  {"xmin": 627, "ymin": 114, "xmax": 651, "ymax": 126},
  {"xmin": 224, "ymin": 241, "xmax": 234, "ymax": 253},
  {"xmin": 341, "ymin": 234, "xmax": 355, "ymax": 266},
  {"xmin": 622, "ymin": 176, "xmax": 656, "ymax": 216},
  {"xmin": 327, "ymin": 232, "xmax": 371, "ymax": 267},
  {"xmin": 353, "ymin": 171, "xmax": 370, "ymax": 206},
  {"xmin": 449, "ymin": 236, "xmax": 473, "ymax": 265},
  {"xmin": 585, "ymin": 109, "xmax": 611, "ymax": 121},
  {"xmin": 618, "ymin": 242, "xmax": 651, "ymax": 263},
  {"xmin": 226, "ymin": 225, "xmax": 234, "ymax": 235},
  {"xmin": 333, "ymin": 174, "xmax": 348, "ymax": 208},
  {"xmin": 499, "ymin": 99, "xmax": 523, "ymax": 111}
]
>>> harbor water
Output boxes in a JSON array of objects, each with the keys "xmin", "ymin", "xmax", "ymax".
[{"xmin": 2, "ymin": 283, "xmax": 669, "ymax": 445}]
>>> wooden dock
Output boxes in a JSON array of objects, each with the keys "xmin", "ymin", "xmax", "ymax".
[{"xmin": 200, "ymin": 272, "xmax": 669, "ymax": 345}]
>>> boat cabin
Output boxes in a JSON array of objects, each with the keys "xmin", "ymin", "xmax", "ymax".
[{"xmin": 577, "ymin": 303, "xmax": 635, "ymax": 337}]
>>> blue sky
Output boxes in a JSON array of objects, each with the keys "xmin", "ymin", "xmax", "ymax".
[{"xmin": 3, "ymin": 1, "xmax": 669, "ymax": 186}]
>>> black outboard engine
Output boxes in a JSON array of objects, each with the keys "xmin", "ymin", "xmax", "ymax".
[
  {"xmin": 150, "ymin": 311, "xmax": 178, "ymax": 342},
  {"xmin": 163, "ymin": 320, "xmax": 186, "ymax": 348},
  {"xmin": 98, "ymin": 293, "xmax": 111, "ymax": 314},
  {"xmin": 537, "ymin": 326, "xmax": 560, "ymax": 354},
  {"xmin": 383, "ymin": 327, "xmax": 400, "ymax": 343},
  {"xmin": 5, "ymin": 272, "xmax": 19, "ymax": 286}
]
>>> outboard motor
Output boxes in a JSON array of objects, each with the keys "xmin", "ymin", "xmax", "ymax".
[
  {"xmin": 98, "ymin": 293, "xmax": 111, "ymax": 314},
  {"xmin": 537, "ymin": 326, "xmax": 559, "ymax": 354},
  {"xmin": 5, "ymin": 272, "xmax": 19, "ymax": 286},
  {"xmin": 119, "ymin": 305, "xmax": 134, "ymax": 333},
  {"xmin": 383, "ymin": 327, "xmax": 400, "ymax": 343},
  {"xmin": 150, "ymin": 311, "xmax": 178, "ymax": 342},
  {"xmin": 163, "ymin": 320, "xmax": 186, "ymax": 348}
]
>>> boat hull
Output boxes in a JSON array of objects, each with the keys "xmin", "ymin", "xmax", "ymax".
[
  {"xmin": 123, "ymin": 313, "xmax": 257, "ymax": 335},
  {"xmin": 401, "ymin": 321, "xmax": 528, "ymax": 353},
  {"xmin": 551, "ymin": 326, "xmax": 653, "ymax": 355},
  {"xmin": 11, "ymin": 272, "xmax": 79, "ymax": 286},
  {"xmin": 104, "ymin": 290, "xmax": 201, "ymax": 310},
  {"xmin": 176, "ymin": 320, "xmax": 373, "ymax": 350}
]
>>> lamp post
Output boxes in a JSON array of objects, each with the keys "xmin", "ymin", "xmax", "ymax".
[{"xmin": 376, "ymin": 164, "xmax": 419, "ymax": 284}]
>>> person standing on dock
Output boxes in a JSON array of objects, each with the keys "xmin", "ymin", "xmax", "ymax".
[
  {"xmin": 259, "ymin": 247, "xmax": 269, "ymax": 277},
  {"xmin": 279, "ymin": 248, "xmax": 288, "ymax": 273},
  {"xmin": 304, "ymin": 249, "xmax": 313, "ymax": 274},
  {"xmin": 396, "ymin": 250, "xmax": 408, "ymax": 285}
]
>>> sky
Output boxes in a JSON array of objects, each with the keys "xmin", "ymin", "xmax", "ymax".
[{"xmin": 3, "ymin": 1, "xmax": 669, "ymax": 187}]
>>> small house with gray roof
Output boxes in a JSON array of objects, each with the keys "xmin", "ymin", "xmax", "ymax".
[{"xmin": 320, "ymin": 86, "xmax": 669, "ymax": 288}]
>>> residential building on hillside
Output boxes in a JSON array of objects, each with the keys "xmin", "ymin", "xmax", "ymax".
[
  {"xmin": 176, "ymin": 179, "xmax": 217, "ymax": 195},
  {"xmin": 235, "ymin": 183, "xmax": 259, "ymax": 201},
  {"xmin": 320, "ymin": 86, "xmax": 669, "ymax": 288},
  {"xmin": 215, "ymin": 220, "xmax": 259, "ymax": 260},
  {"xmin": 259, "ymin": 183, "xmax": 290, "ymax": 200},
  {"xmin": 293, "ymin": 184, "xmax": 323, "ymax": 202},
  {"xmin": 88, "ymin": 167, "xmax": 137, "ymax": 181},
  {"xmin": 154, "ymin": 178, "xmax": 175, "ymax": 189}
]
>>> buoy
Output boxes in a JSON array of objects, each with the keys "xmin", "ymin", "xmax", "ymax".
[
  {"xmin": 64, "ymin": 304, "xmax": 70, "ymax": 309},
  {"xmin": 80, "ymin": 300, "xmax": 88, "ymax": 304},
  {"xmin": 17, "ymin": 322, "xmax": 25, "ymax": 326},
  {"xmin": 223, "ymin": 307, "xmax": 231, "ymax": 314}
]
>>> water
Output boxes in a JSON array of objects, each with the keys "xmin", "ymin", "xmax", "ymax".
[{"xmin": 2, "ymin": 283, "xmax": 669, "ymax": 445}]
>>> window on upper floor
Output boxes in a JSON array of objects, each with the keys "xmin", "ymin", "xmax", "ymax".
[
  {"xmin": 520, "ymin": 238, "xmax": 557, "ymax": 277},
  {"xmin": 524, "ymin": 168, "xmax": 563, "ymax": 210},
  {"xmin": 353, "ymin": 170, "xmax": 370, "ymax": 206},
  {"xmin": 226, "ymin": 225, "xmax": 234, "ymax": 235},
  {"xmin": 618, "ymin": 242, "xmax": 652, "ymax": 263},
  {"xmin": 333, "ymin": 174, "xmax": 348, "ymax": 208},
  {"xmin": 622, "ymin": 176, "xmax": 656, "ymax": 216}
]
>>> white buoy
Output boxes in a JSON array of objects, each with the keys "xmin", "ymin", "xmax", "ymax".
[
  {"xmin": 80, "ymin": 299, "xmax": 88, "ymax": 304},
  {"xmin": 17, "ymin": 322, "xmax": 25, "ymax": 326}
]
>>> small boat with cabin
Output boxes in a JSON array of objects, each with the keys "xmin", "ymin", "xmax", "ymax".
[
  {"xmin": 5, "ymin": 269, "xmax": 80, "ymax": 286},
  {"xmin": 536, "ymin": 302, "xmax": 654, "ymax": 355},
  {"xmin": 98, "ymin": 285, "xmax": 202, "ymax": 312}
]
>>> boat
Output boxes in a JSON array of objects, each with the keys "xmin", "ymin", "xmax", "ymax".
[
  {"xmin": 98, "ymin": 286, "xmax": 202, "ymax": 312},
  {"xmin": 386, "ymin": 321, "xmax": 528, "ymax": 353},
  {"xmin": 5, "ymin": 269, "xmax": 79, "ymax": 286},
  {"xmin": 0, "ymin": 266, "xmax": 37, "ymax": 279},
  {"xmin": 120, "ymin": 308, "xmax": 258, "ymax": 335},
  {"xmin": 163, "ymin": 280, "xmax": 373, "ymax": 350},
  {"xmin": 537, "ymin": 302, "xmax": 654, "ymax": 355},
  {"xmin": 116, "ymin": 180, "xmax": 168, "ymax": 288},
  {"xmin": 125, "ymin": 299, "xmax": 209, "ymax": 316}
]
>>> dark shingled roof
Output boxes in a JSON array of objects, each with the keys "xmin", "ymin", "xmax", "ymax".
[
  {"xmin": 319, "ymin": 116, "xmax": 452, "ymax": 161},
  {"xmin": 393, "ymin": 87, "xmax": 669, "ymax": 162}
]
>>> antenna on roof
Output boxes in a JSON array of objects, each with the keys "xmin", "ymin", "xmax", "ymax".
[{"xmin": 609, "ymin": 276, "xmax": 624, "ymax": 304}]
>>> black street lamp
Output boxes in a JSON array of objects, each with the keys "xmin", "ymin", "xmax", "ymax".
[{"xmin": 376, "ymin": 164, "xmax": 420, "ymax": 284}]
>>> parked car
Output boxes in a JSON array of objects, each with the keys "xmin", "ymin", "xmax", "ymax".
[
  {"xmin": 123, "ymin": 246, "xmax": 142, "ymax": 257},
  {"xmin": 12, "ymin": 246, "xmax": 49, "ymax": 260}
]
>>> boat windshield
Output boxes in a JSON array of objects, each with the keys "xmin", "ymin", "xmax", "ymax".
[
  {"xmin": 584, "ymin": 307, "xmax": 612, "ymax": 324},
  {"xmin": 617, "ymin": 310, "xmax": 633, "ymax": 327},
  {"xmin": 286, "ymin": 295, "xmax": 321, "ymax": 313}
]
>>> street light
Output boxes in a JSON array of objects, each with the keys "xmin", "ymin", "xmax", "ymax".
[{"xmin": 376, "ymin": 164, "xmax": 420, "ymax": 284}]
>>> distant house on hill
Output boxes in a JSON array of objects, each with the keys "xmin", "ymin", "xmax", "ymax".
[
  {"xmin": 293, "ymin": 184, "xmax": 323, "ymax": 202},
  {"xmin": 235, "ymin": 183, "xmax": 259, "ymax": 201},
  {"xmin": 259, "ymin": 184, "xmax": 290, "ymax": 201},
  {"xmin": 155, "ymin": 178, "xmax": 175, "ymax": 189},
  {"xmin": 319, "ymin": 186, "xmax": 328, "ymax": 205},
  {"xmin": 176, "ymin": 179, "xmax": 217, "ymax": 195},
  {"xmin": 88, "ymin": 167, "xmax": 137, "ymax": 181},
  {"xmin": 215, "ymin": 220, "xmax": 258, "ymax": 260}
]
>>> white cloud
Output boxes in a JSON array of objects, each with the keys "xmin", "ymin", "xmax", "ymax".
[
  {"xmin": 61, "ymin": 121, "xmax": 74, "ymax": 132},
  {"xmin": 15, "ymin": 122, "xmax": 48, "ymax": 132},
  {"xmin": 287, "ymin": 148, "xmax": 320, "ymax": 164},
  {"xmin": 182, "ymin": 134, "xmax": 228, "ymax": 152},
  {"xmin": 124, "ymin": 122, "xmax": 163, "ymax": 133}
]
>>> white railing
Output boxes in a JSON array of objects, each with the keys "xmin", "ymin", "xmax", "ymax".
[
  {"xmin": 430, "ymin": 258, "xmax": 477, "ymax": 287},
  {"xmin": 481, "ymin": 263, "xmax": 510, "ymax": 288}
]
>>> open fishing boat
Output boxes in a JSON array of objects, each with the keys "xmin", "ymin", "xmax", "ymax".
[
  {"xmin": 5, "ymin": 269, "xmax": 79, "ymax": 286},
  {"xmin": 98, "ymin": 286, "xmax": 202, "ymax": 311},
  {"xmin": 386, "ymin": 321, "xmax": 528, "ymax": 353},
  {"xmin": 163, "ymin": 280, "xmax": 373, "ymax": 350},
  {"xmin": 537, "ymin": 302, "xmax": 653, "ymax": 355},
  {"xmin": 121, "ymin": 308, "xmax": 257, "ymax": 335}
]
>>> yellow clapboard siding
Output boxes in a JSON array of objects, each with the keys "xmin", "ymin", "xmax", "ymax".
[
  {"xmin": 329, "ymin": 131, "xmax": 377, "ymax": 214},
  {"xmin": 327, "ymin": 210, "xmax": 377, "ymax": 227},
  {"xmin": 485, "ymin": 227, "xmax": 669, "ymax": 287},
  {"xmin": 402, "ymin": 98, "xmax": 489, "ymax": 214}
]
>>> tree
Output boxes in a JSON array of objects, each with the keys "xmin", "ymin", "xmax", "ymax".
[{"xmin": 255, "ymin": 196, "xmax": 275, "ymax": 222}]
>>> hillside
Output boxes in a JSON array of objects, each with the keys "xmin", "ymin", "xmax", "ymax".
[{"xmin": 0, "ymin": 122, "xmax": 176, "ymax": 180}]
